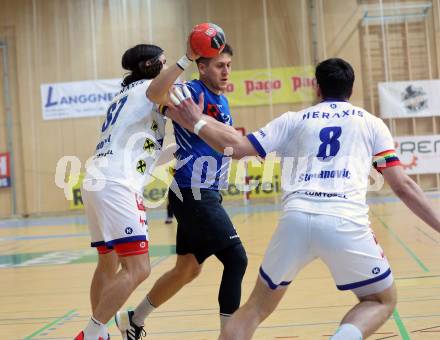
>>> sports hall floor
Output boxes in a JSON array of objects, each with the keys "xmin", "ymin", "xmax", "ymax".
[{"xmin": 1, "ymin": 194, "xmax": 440, "ymax": 340}]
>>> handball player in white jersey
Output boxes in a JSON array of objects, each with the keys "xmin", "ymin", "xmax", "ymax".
[
  {"xmin": 166, "ymin": 58, "xmax": 440, "ymax": 340},
  {"xmin": 74, "ymin": 44, "xmax": 168, "ymax": 340}
]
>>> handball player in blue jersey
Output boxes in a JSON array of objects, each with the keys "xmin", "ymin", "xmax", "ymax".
[{"xmin": 114, "ymin": 42, "xmax": 248, "ymax": 340}]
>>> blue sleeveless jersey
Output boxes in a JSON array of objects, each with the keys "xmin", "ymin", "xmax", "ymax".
[{"xmin": 173, "ymin": 79, "xmax": 232, "ymax": 190}]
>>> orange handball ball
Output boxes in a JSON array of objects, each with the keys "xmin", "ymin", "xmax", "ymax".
[{"xmin": 189, "ymin": 23, "xmax": 226, "ymax": 58}]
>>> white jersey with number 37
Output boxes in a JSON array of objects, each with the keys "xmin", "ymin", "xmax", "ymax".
[
  {"xmin": 85, "ymin": 79, "xmax": 166, "ymax": 193},
  {"xmin": 248, "ymin": 101, "xmax": 396, "ymax": 225}
]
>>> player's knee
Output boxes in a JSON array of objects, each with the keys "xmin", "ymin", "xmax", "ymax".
[
  {"xmin": 360, "ymin": 284, "xmax": 397, "ymax": 317},
  {"xmin": 234, "ymin": 246, "xmax": 248, "ymax": 274},
  {"xmin": 223, "ymin": 244, "xmax": 248, "ymax": 276},
  {"xmin": 123, "ymin": 257, "xmax": 151, "ymax": 286},
  {"xmin": 182, "ymin": 262, "xmax": 202, "ymax": 282},
  {"xmin": 173, "ymin": 260, "xmax": 201, "ymax": 283},
  {"xmin": 135, "ymin": 261, "xmax": 151, "ymax": 285},
  {"xmin": 382, "ymin": 290, "xmax": 397, "ymax": 317}
]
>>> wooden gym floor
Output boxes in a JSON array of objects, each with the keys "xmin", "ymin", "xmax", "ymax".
[{"xmin": 1, "ymin": 194, "xmax": 440, "ymax": 340}]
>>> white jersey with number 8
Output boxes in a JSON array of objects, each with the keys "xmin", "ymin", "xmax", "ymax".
[{"xmin": 248, "ymin": 100, "xmax": 396, "ymax": 225}]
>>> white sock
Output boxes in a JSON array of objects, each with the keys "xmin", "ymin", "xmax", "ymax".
[
  {"xmin": 84, "ymin": 316, "xmax": 108, "ymax": 340},
  {"xmin": 133, "ymin": 295, "xmax": 156, "ymax": 326},
  {"xmin": 220, "ymin": 313, "xmax": 231, "ymax": 331},
  {"xmin": 330, "ymin": 323, "xmax": 363, "ymax": 340}
]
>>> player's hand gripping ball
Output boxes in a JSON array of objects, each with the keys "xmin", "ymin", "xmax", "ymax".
[{"xmin": 189, "ymin": 23, "xmax": 226, "ymax": 58}]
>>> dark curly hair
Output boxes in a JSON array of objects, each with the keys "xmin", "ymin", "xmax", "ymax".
[
  {"xmin": 315, "ymin": 58, "xmax": 355, "ymax": 100},
  {"xmin": 121, "ymin": 44, "xmax": 164, "ymax": 87}
]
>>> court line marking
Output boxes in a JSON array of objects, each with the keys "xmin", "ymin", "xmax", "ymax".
[
  {"xmin": 392, "ymin": 309, "xmax": 410, "ymax": 340},
  {"xmin": 24, "ymin": 309, "xmax": 76, "ymax": 339},
  {"xmin": 414, "ymin": 225, "xmax": 440, "ymax": 244},
  {"xmin": 372, "ymin": 212, "xmax": 430, "ymax": 273},
  {"xmin": 21, "ymin": 261, "xmax": 168, "ymax": 338}
]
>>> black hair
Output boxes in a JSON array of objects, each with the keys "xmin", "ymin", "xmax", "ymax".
[
  {"xmin": 121, "ymin": 44, "xmax": 164, "ymax": 87},
  {"xmin": 315, "ymin": 58, "xmax": 355, "ymax": 100},
  {"xmin": 196, "ymin": 43, "xmax": 233, "ymax": 65}
]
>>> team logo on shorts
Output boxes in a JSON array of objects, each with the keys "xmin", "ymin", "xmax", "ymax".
[
  {"xmin": 125, "ymin": 227, "xmax": 133, "ymax": 235},
  {"xmin": 372, "ymin": 267, "xmax": 381, "ymax": 275},
  {"xmin": 140, "ymin": 242, "xmax": 146, "ymax": 248}
]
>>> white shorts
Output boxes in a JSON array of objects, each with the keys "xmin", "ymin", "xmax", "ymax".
[
  {"xmin": 81, "ymin": 180, "xmax": 149, "ymax": 255},
  {"xmin": 260, "ymin": 210, "xmax": 393, "ymax": 297}
]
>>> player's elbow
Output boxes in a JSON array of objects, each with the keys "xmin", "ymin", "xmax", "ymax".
[
  {"xmin": 230, "ymin": 138, "xmax": 257, "ymax": 159},
  {"xmin": 146, "ymin": 86, "xmax": 166, "ymax": 105}
]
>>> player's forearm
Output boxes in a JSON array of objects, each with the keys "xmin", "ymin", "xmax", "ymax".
[
  {"xmin": 146, "ymin": 64, "xmax": 184, "ymax": 105},
  {"xmin": 393, "ymin": 176, "xmax": 440, "ymax": 233},
  {"xmin": 198, "ymin": 118, "xmax": 246, "ymax": 157}
]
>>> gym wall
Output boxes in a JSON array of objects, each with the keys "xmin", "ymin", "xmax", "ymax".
[{"xmin": 0, "ymin": 0, "xmax": 439, "ymax": 216}]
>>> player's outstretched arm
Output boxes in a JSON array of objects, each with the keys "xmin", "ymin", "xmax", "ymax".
[
  {"xmin": 382, "ymin": 166, "xmax": 440, "ymax": 233},
  {"xmin": 166, "ymin": 89, "xmax": 258, "ymax": 159},
  {"xmin": 146, "ymin": 41, "xmax": 199, "ymax": 105}
]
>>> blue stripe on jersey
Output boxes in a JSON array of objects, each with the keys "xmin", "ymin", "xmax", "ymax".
[
  {"xmin": 106, "ymin": 235, "xmax": 147, "ymax": 247},
  {"xmin": 336, "ymin": 268, "xmax": 392, "ymax": 291},
  {"xmin": 259, "ymin": 266, "xmax": 292, "ymax": 290},
  {"xmin": 174, "ymin": 126, "xmax": 192, "ymax": 150},
  {"xmin": 173, "ymin": 79, "xmax": 233, "ymax": 190},
  {"xmin": 247, "ymin": 134, "xmax": 267, "ymax": 158}
]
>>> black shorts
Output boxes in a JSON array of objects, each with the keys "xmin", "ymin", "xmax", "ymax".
[{"xmin": 169, "ymin": 188, "xmax": 242, "ymax": 263}]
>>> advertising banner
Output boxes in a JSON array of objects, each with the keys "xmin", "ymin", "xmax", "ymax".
[
  {"xmin": 41, "ymin": 79, "xmax": 121, "ymax": 120},
  {"xmin": 394, "ymin": 134, "xmax": 440, "ymax": 174},
  {"xmin": 193, "ymin": 66, "xmax": 316, "ymax": 107},
  {"xmin": 378, "ymin": 80, "xmax": 440, "ymax": 118}
]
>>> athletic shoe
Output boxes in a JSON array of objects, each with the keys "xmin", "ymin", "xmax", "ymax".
[
  {"xmin": 73, "ymin": 331, "xmax": 110, "ymax": 340},
  {"xmin": 115, "ymin": 310, "xmax": 146, "ymax": 340}
]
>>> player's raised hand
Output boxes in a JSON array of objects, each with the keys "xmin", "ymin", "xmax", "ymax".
[{"xmin": 186, "ymin": 37, "xmax": 200, "ymax": 61}]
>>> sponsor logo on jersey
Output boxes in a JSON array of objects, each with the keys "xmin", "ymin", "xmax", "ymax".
[
  {"xmin": 94, "ymin": 149, "xmax": 113, "ymax": 158},
  {"xmin": 136, "ymin": 160, "xmax": 147, "ymax": 174},
  {"xmin": 95, "ymin": 134, "xmax": 111, "ymax": 151},
  {"xmin": 288, "ymin": 191, "xmax": 348, "ymax": 199},
  {"xmin": 207, "ymin": 104, "xmax": 221, "ymax": 118},
  {"xmin": 143, "ymin": 138, "xmax": 156, "ymax": 153},
  {"xmin": 125, "ymin": 227, "xmax": 133, "ymax": 235},
  {"xmin": 302, "ymin": 109, "xmax": 364, "ymax": 120}
]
